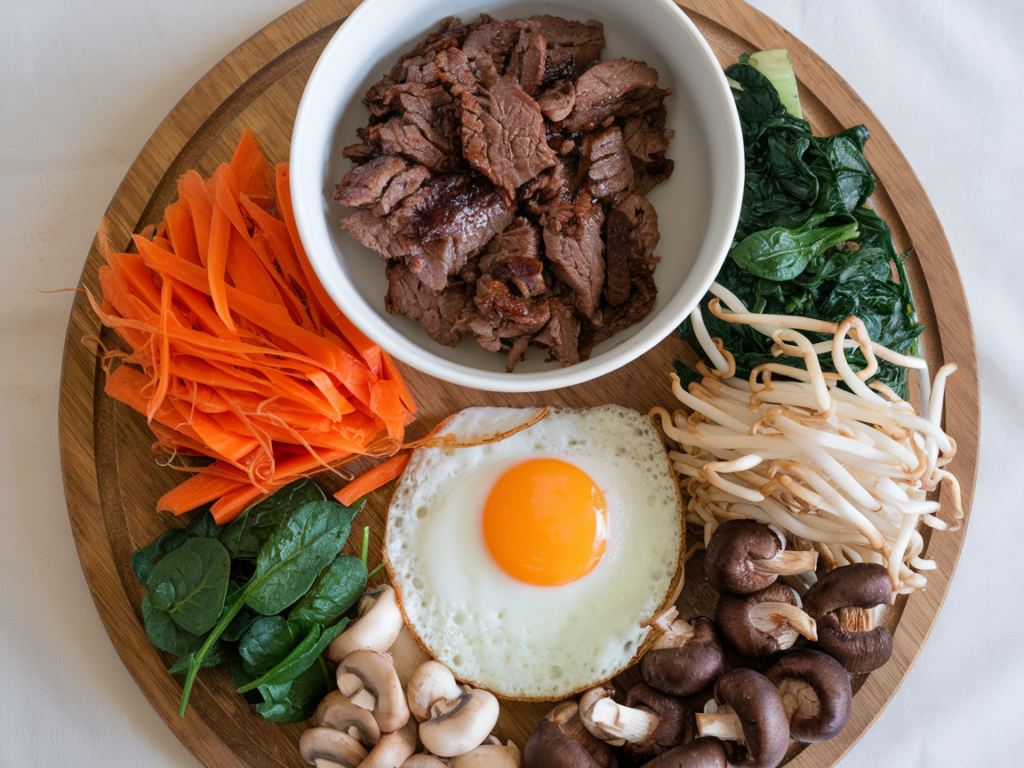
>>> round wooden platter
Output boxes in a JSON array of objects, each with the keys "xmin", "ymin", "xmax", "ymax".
[{"xmin": 58, "ymin": 0, "xmax": 979, "ymax": 766}]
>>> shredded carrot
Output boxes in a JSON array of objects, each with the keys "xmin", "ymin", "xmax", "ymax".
[
  {"xmin": 86, "ymin": 132, "xmax": 417, "ymax": 518},
  {"xmin": 334, "ymin": 452, "xmax": 411, "ymax": 507}
]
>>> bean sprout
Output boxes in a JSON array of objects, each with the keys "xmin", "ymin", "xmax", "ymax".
[{"xmin": 655, "ymin": 293, "xmax": 961, "ymax": 594}]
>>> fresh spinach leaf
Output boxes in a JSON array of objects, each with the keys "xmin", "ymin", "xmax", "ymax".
[
  {"xmin": 256, "ymin": 659, "xmax": 331, "ymax": 723},
  {"xmin": 231, "ymin": 659, "xmax": 264, "ymax": 705},
  {"xmin": 731, "ymin": 218, "xmax": 858, "ymax": 281},
  {"xmin": 178, "ymin": 498, "xmax": 361, "ymax": 717},
  {"xmin": 132, "ymin": 529, "xmax": 188, "ymax": 585},
  {"xmin": 221, "ymin": 605, "xmax": 258, "ymax": 643},
  {"xmin": 184, "ymin": 509, "xmax": 222, "ymax": 541},
  {"xmin": 245, "ymin": 500, "xmax": 359, "ymax": 616},
  {"xmin": 238, "ymin": 619, "xmax": 349, "ymax": 693},
  {"xmin": 146, "ymin": 538, "xmax": 231, "ymax": 636},
  {"xmin": 142, "ymin": 594, "xmax": 205, "ymax": 657},
  {"xmin": 220, "ymin": 479, "xmax": 326, "ymax": 561},
  {"xmin": 238, "ymin": 615, "xmax": 303, "ymax": 677},
  {"xmin": 288, "ymin": 556, "xmax": 367, "ymax": 632}
]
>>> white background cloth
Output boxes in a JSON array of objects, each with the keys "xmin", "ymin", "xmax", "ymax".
[{"xmin": 1, "ymin": 0, "xmax": 1021, "ymax": 765}]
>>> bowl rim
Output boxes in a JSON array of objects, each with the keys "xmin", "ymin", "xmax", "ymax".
[{"xmin": 291, "ymin": 0, "xmax": 744, "ymax": 393}]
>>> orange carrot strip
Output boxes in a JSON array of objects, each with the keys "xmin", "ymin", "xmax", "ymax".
[
  {"xmin": 147, "ymin": 277, "xmax": 173, "ymax": 423},
  {"xmin": 229, "ymin": 129, "xmax": 275, "ymax": 211},
  {"xmin": 157, "ymin": 473, "xmax": 246, "ymax": 516},
  {"xmin": 107, "ymin": 251, "xmax": 162, "ymax": 312},
  {"xmin": 275, "ymin": 163, "xmax": 383, "ymax": 375},
  {"xmin": 225, "ymin": 228, "xmax": 285, "ymax": 307},
  {"xmin": 370, "ymin": 379, "xmax": 406, "ymax": 443},
  {"xmin": 206, "ymin": 164, "xmax": 238, "ymax": 332},
  {"xmin": 211, "ymin": 485, "xmax": 267, "ymax": 525},
  {"xmin": 334, "ymin": 452, "xmax": 411, "ymax": 507},
  {"xmin": 177, "ymin": 171, "xmax": 214, "ymax": 267},
  {"xmin": 164, "ymin": 200, "xmax": 201, "ymax": 265},
  {"xmin": 169, "ymin": 379, "xmax": 229, "ymax": 413},
  {"xmin": 165, "ymin": 278, "xmax": 242, "ymax": 342},
  {"xmin": 168, "ymin": 397, "xmax": 259, "ymax": 463},
  {"xmin": 247, "ymin": 230, "xmax": 313, "ymax": 329},
  {"xmin": 104, "ymin": 365, "xmax": 202, "ymax": 443},
  {"xmin": 380, "ymin": 350, "xmax": 416, "ymax": 415}
]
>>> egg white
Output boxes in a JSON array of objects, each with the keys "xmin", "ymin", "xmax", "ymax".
[{"xmin": 385, "ymin": 405, "xmax": 684, "ymax": 699}]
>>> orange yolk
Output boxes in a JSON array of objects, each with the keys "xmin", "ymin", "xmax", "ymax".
[{"xmin": 482, "ymin": 458, "xmax": 607, "ymax": 586}]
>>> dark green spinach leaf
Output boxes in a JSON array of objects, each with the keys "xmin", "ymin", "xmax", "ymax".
[
  {"xmin": 132, "ymin": 529, "xmax": 188, "ymax": 585},
  {"xmin": 256, "ymin": 660, "xmax": 331, "ymax": 723},
  {"xmin": 238, "ymin": 616, "xmax": 303, "ymax": 677},
  {"xmin": 238, "ymin": 619, "xmax": 349, "ymax": 693},
  {"xmin": 141, "ymin": 594, "xmax": 205, "ymax": 657},
  {"xmin": 731, "ymin": 217, "xmax": 858, "ymax": 281},
  {"xmin": 146, "ymin": 538, "xmax": 231, "ymax": 636},
  {"xmin": 220, "ymin": 479, "xmax": 326, "ymax": 561},
  {"xmin": 287, "ymin": 556, "xmax": 367, "ymax": 632}
]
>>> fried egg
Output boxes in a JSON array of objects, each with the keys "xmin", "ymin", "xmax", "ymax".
[{"xmin": 385, "ymin": 405, "xmax": 684, "ymax": 700}]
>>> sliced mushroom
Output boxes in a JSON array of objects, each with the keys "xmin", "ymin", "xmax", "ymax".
[
  {"xmin": 715, "ymin": 583, "xmax": 817, "ymax": 659},
  {"xmin": 705, "ymin": 520, "xmax": 818, "ymax": 594},
  {"xmin": 402, "ymin": 755, "xmax": 449, "ymax": 768},
  {"xmin": 802, "ymin": 562, "xmax": 894, "ymax": 673},
  {"xmin": 327, "ymin": 585, "xmax": 404, "ymax": 662},
  {"xmin": 299, "ymin": 726, "xmax": 369, "ymax": 768},
  {"xmin": 637, "ymin": 738, "xmax": 729, "ymax": 768},
  {"xmin": 764, "ymin": 649, "xmax": 852, "ymax": 742},
  {"xmin": 641, "ymin": 608, "xmax": 726, "ymax": 696},
  {"xmin": 522, "ymin": 702, "xmax": 616, "ymax": 768},
  {"xmin": 390, "ymin": 624, "xmax": 433, "ymax": 688},
  {"xmin": 449, "ymin": 738, "xmax": 521, "ymax": 767},
  {"xmin": 362, "ymin": 718, "xmax": 418, "ymax": 768},
  {"xmin": 314, "ymin": 690, "xmax": 382, "ymax": 746},
  {"xmin": 579, "ymin": 684, "xmax": 687, "ymax": 761},
  {"xmin": 337, "ymin": 649, "xmax": 411, "ymax": 732},
  {"xmin": 695, "ymin": 669, "xmax": 789, "ymax": 768},
  {"xmin": 408, "ymin": 661, "xmax": 499, "ymax": 757}
]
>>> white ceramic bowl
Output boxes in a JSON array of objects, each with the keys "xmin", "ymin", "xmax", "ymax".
[{"xmin": 291, "ymin": 0, "xmax": 742, "ymax": 392}]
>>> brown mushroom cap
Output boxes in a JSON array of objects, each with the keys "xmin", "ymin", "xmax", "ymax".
[
  {"xmin": 523, "ymin": 718, "xmax": 608, "ymax": 768},
  {"xmin": 764, "ymin": 649, "xmax": 852, "ymax": 742},
  {"xmin": 529, "ymin": 702, "xmax": 616, "ymax": 768},
  {"xmin": 803, "ymin": 563, "xmax": 894, "ymax": 673},
  {"xmin": 715, "ymin": 584, "xmax": 815, "ymax": 659},
  {"xmin": 714, "ymin": 669, "xmax": 789, "ymax": 768},
  {"xmin": 705, "ymin": 521, "xmax": 784, "ymax": 593},
  {"xmin": 621, "ymin": 684, "xmax": 690, "ymax": 762},
  {"xmin": 641, "ymin": 616, "xmax": 726, "ymax": 697},
  {"xmin": 638, "ymin": 738, "xmax": 729, "ymax": 768}
]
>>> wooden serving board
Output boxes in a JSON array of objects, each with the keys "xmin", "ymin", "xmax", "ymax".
[{"xmin": 58, "ymin": 0, "xmax": 980, "ymax": 766}]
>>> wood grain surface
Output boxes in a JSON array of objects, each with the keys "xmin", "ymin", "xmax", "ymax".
[{"xmin": 57, "ymin": 0, "xmax": 980, "ymax": 766}]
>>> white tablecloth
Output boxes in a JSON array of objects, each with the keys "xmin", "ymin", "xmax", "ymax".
[{"xmin": 1, "ymin": 1, "xmax": 1021, "ymax": 765}]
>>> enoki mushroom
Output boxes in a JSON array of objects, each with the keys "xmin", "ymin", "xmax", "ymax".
[{"xmin": 653, "ymin": 284, "xmax": 961, "ymax": 595}]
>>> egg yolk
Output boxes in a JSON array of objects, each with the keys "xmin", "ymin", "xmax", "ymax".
[{"xmin": 482, "ymin": 458, "xmax": 607, "ymax": 586}]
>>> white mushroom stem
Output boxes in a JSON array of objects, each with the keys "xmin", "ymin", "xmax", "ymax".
[
  {"xmin": 753, "ymin": 549, "xmax": 818, "ymax": 576},
  {"xmin": 749, "ymin": 601, "xmax": 818, "ymax": 646},
  {"xmin": 580, "ymin": 688, "xmax": 659, "ymax": 744},
  {"xmin": 695, "ymin": 712, "xmax": 745, "ymax": 743},
  {"xmin": 650, "ymin": 607, "xmax": 695, "ymax": 650}
]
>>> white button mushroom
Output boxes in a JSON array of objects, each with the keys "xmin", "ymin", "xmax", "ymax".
[
  {"xmin": 327, "ymin": 585, "xmax": 405, "ymax": 662},
  {"xmin": 407, "ymin": 661, "xmax": 499, "ymax": 758},
  {"xmin": 337, "ymin": 649, "xmax": 411, "ymax": 733}
]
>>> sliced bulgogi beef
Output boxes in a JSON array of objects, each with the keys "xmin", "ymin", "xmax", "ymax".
[
  {"xmin": 374, "ymin": 164, "xmax": 431, "ymax": 216},
  {"xmin": 384, "ymin": 262, "xmax": 469, "ymax": 347},
  {"xmin": 580, "ymin": 192, "xmax": 661, "ymax": 354},
  {"xmin": 462, "ymin": 15, "xmax": 538, "ymax": 86},
  {"xmin": 479, "ymin": 217, "xmax": 546, "ymax": 297},
  {"xmin": 604, "ymin": 208, "xmax": 632, "ymax": 307},
  {"xmin": 542, "ymin": 194, "xmax": 606, "ymax": 322},
  {"xmin": 580, "ymin": 126, "xmax": 634, "ymax": 199},
  {"xmin": 505, "ymin": 337, "xmax": 531, "ymax": 372},
  {"xmin": 377, "ymin": 85, "xmax": 461, "ymax": 172},
  {"xmin": 622, "ymin": 106, "xmax": 674, "ymax": 162},
  {"xmin": 461, "ymin": 75, "xmax": 557, "ymax": 204},
  {"xmin": 333, "ymin": 155, "xmax": 410, "ymax": 209},
  {"xmin": 631, "ymin": 151, "xmax": 675, "ymax": 196},
  {"xmin": 340, "ymin": 174, "xmax": 513, "ymax": 291},
  {"xmin": 457, "ymin": 275, "xmax": 551, "ymax": 353},
  {"xmin": 507, "ymin": 26, "xmax": 547, "ymax": 96},
  {"xmin": 531, "ymin": 15, "xmax": 606, "ymax": 77},
  {"xmin": 563, "ymin": 59, "xmax": 669, "ymax": 132},
  {"xmin": 536, "ymin": 80, "xmax": 576, "ymax": 123},
  {"xmin": 533, "ymin": 295, "xmax": 581, "ymax": 367}
]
